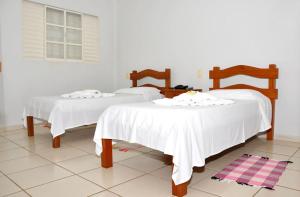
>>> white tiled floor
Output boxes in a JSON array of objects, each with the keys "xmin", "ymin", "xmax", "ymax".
[{"xmin": 0, "ymin": 125, "xmax": 300, "ymax": 197}]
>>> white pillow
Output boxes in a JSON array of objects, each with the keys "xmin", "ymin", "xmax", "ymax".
[
  {"xmin": 114, "ymin": 87, "xmax": 163, "ymax": 101},
  {"xmin": 208, "ymin": 89, "xmax": 268, "ymax": 101}
]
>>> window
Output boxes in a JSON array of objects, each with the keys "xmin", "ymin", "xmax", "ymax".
[
  {"xmin": 46, "ymin": 7, "xmax": 82, "ymax": 60},
  {"xmin": 23, "ymin": 0, "xmax": 100, "ymax": 63}
]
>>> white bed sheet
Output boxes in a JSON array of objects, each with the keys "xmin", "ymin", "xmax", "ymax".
[
  {"xmin": 24, "ymin": 93, "xmax": 161, "ymax": 137},
  {"xmin": 94, "ymin": 99, "xmax": 271, "ymax": 185}
]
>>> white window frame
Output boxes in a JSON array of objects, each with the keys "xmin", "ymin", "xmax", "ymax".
[{"xmin": 44, "ymin": 6, "xmax": 83, "ymax": 62}]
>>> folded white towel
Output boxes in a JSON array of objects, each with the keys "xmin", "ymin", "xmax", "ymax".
[
  {"xmin": 61, "ymin": 90, "xmax": 101, "ymax": 99},
  {"xmin": 153, "ymin": 91, "xmax": 234, "ymax": 106}
]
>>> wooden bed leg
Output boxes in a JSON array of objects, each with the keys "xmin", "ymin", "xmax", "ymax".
[
  {"xmin": 27, "ymin": 116, "xmax": 34, "ymax": 136},
  {"xmin": 52, "ymin": 136, "xmax": 60, "ymax": 148},
  {"xmin": 101, "ymin": 139, "xmax": 113, "ymax": 168},
  {"xmin": 267, "ymin": 128, "xmax": 273, "ymax": 140},
  {"xmin": 172, "ymin": 180, "xmax": 188, "ymax": 197}
]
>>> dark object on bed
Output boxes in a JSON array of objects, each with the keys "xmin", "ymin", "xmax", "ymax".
[{"xmin": 174, "ymin": 85, "xmax": 189, "ymax": 90}]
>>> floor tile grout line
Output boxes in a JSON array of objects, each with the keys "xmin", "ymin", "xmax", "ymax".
[
  {"xmin": 3, "ymin": 162, "xmax": 52, "ymax": 176},
  {"xmin": 76, "ymin": 171, "xmax": 145, "ymax": 191},
  {"xmin": 0, "ymin": 146, "xmax": 22, "ymax": 153},
  {"xmin": 282, "ymin": 168, "xmax": 300, "ymax": 173},
  {"xmin": 2, "ymin": 189, "xmax": 32, "ymax": 197},
  {"xmin": 0, "ymin": 154, "xmax": 35, "ymax": 163},
  {"xmin": 116, "ymin": 161, "xmax": 166, "ymax": 174},
  {"xmin": 188, "ymin": 186, "xmax": 222, "ymax": 197},
  {"xmin": 0, "ymin": 168, "xmax": 32, "ymax": 197},
  {"xmin": 87, "ymin": 189, "xmax": 122, "ymax": 197},
  {"xmin": 252, "ymin": 149, "xmax": 298, "ymax": 157},
  {"xmin": 23, "ymin": 174, "xmax": 75, "ymax": 191},
  {"xmin": 34, "ymin": 149, "xmax": 89, "ymax": 164},
  {"xmin": 270, "ymin": 142, "xmax": 300, "ymax": 148},
  {"xmin": 0, "ymin": 142, "xmax": 77, "ymax": 165},
  {"xmin": 252, "ymin": 187, "xmax": 262, "ymax": 196},
  {"xmin": 105, "ymin": 174, "xmax": 148, "ymax": 190},
  {"xmin": 288, "ymin": 148, "xmax": 299, "ymax": 159},
  {"xmin": 248, "ymin": 139, "xmax": 300, "ymax": 148},
  {"xmin": 55, "ymin": 154, "xmax": 99, "ymax": 164},
  {"xmin": 275, "ymin": 185, "xmax": 300, "ymax": 192},
  {"xmin": 35, "ymin": 149, "xmax": 89, "ymax": 163},
  {"xmin": 4, "ymin": 163, "xmax": 54, "ymax": 176},
  {"xmin": 106, "ymin": 190, "xmax": 124, "ymax": 197}
]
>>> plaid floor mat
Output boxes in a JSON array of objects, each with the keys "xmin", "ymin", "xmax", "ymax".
[{"xmin": 211, "ymin": 154, "xmax": 292, "ymax": 190}]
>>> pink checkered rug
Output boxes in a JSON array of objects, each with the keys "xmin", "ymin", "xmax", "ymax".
[{"xmin": 211, "ymin": 154, "xmax": 292, "ymax": 190}]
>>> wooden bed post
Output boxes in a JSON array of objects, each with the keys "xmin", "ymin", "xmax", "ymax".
[
  {"xmin": 172, "ymin": 181, "xmax": 188, "ymax": 197},
  {"xmin": 27, "ymin": 116, "xmax": 34, "ymax": 136},
  {"xmin": 211, "ymin": 67, "xmax": 220, "ymax": 89},
  {"xmin": 267, "ymin": 100, "xmax": 275, "ymax": 140},
  {"xmin": 165, "ymin": 68, "xmax": 171, "ymax": 88},
  {"xmin": 52, "ymin": 136, "xmax": 61, "ymax": 148},
  {"xmin": 267, "ymin": 64, "xmax": 278, "ymax": 140},
  {"xmin": 101, "ymin": 139, "xmax": 113, "ymax": 168},
  {"xmin": 130, "ymin": 70, "xmax": 138, "ymax": 87},
  {"xmin": 172, "ymin": 164, "xmax": 188, "ymax": 196}
]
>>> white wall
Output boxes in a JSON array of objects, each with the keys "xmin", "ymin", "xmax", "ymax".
[
  {"xmin": 115, "ymin": 0, "xmax": 300, "ymax": 139},
  {"xmin": 0, "ymin": 2, "xmax": 4, "ymax": 126},
  {"xmin": 0, "ymin": 0, "xmax": 116, "ymax": 127}
]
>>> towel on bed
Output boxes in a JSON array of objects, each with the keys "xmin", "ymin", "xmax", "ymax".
[
  {"xmin": 153, "ymin": 91, "xmax": 234, "ymax": 106},
  {"xmin": 61, "ymin": 90, "xmax": 115, "ymax": 99}
]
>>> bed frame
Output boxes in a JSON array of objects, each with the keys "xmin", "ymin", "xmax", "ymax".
[
  {"xmin": 101, "ymin": 65, "xmax": 279, "ymax": 197},
  {"xmin": 209, "ymin": 64, "xmax": 279, "ymax": 140},
  {"xmin": 26, "ymin": 68, "xmax": 171, "ymax": 148}
]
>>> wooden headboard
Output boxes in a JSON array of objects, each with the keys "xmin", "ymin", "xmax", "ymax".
[
  {"xmin": 209, "ymin": 64, "xmax": 279, "ymax": 140},
  {"xmin": 130, "ymin": 68, "xmax": 171, "ymax": 92}
]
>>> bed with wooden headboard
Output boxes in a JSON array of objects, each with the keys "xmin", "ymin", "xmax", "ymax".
[
  {"xmin": 97, "ymin": 64, "xmax": 279, "ymax": 197},
  {"xmin": 209, "ymin": 64, "xmax": 279, "ymax": 140},
  {"xmin": 25, "ymin": 68, "xmax": 171, "ymax": 148}
]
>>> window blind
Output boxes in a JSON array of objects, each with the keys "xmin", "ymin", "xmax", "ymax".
[
  {"xmin": 83, "ymin": 14, "xmax": 100, "ymax": 63},
  {"xmin": 23, "ymin": 0, "xmax": 44, "ymax": 59}
]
